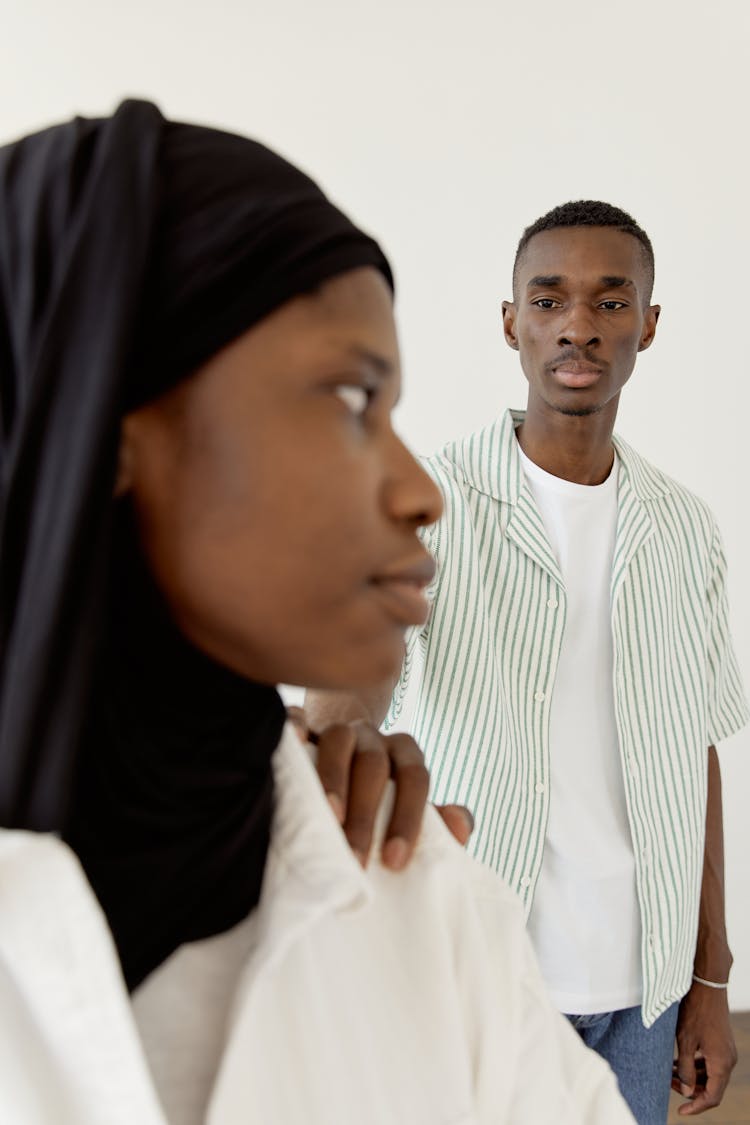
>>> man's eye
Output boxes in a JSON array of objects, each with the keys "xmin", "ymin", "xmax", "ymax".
[
  {"xmin": 599, "ymin": 300, "xmax": 626, "ymax": 310},
  {"xmin": 333, "ymin": 384, "xmax": 373, "ymax": 416},
  {"xmin": 532, "ymin": 298, "xmax": 559, "ymax": 309}
]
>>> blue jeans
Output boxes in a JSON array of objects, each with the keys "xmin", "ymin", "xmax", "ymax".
[{"xmin": 566, "ymin": 1003, "xmax": 679, "ymax": 1125}]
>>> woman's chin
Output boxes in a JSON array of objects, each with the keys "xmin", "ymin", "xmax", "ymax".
[{"xmin": 280, "ymin": 635, "xmax": 405, "ymax": 694}]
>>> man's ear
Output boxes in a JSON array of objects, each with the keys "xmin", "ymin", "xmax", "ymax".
[
  {"xmin": 638, "ymin": 304, "xmax": 661, "ymax": 352},
  {"xmin": 501, "ymin": 300, "xmax": 519, "ymax": 350},
  {"xmin": 113, "ymin": 416, "xmax": 136, "ymax": 497}
]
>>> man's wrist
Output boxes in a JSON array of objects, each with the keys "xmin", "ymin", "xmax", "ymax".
[
  {"xmin": 692, "ymin": 972, "xmax": 730, "ymax": 990},
  {"xmin": 693, "ymin": 937, "xmax": 733, "ymax": 985}
]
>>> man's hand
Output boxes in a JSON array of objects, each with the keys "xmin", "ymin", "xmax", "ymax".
[
  {"xmin": 672, "ymin": 980, "xmax": 737, "ymax": 1115},
  {"xmin": 288, "ymin": 710, "xmax": 473, "ymax": 869}
]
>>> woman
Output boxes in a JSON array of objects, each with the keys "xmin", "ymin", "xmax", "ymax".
[{"xmin": 0, "ymin": 100, "xmax": 633, "ymax": 1123}]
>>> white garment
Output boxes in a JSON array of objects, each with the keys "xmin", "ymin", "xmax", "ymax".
[
  {"xmin": 387, "ymin": 408, "xmax": 749, "ymax": 1026},
  {"xmin": 519, "ymin": 446, "xmax": 642, "ymax": 1014},
  {"xmin": 0, "ymin": 726, "xmax": 634, "ymax": 1125}
]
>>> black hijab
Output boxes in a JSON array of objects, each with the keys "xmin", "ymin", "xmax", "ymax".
[{"xmin": 0, "ymin": 99, "xmax": 392, "ymax": 987}]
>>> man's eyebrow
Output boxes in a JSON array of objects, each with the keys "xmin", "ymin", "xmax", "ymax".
[
  {"xmin": 527, "ymin": 275, "xmax": 563, "ymax": 289},
  {"xmin": 600, "ymin": 276, "xmax": 634, "ymax": 289},
  {"xmin": 526, "ymin": 274, "xmax": 636, "ymax": 291}
]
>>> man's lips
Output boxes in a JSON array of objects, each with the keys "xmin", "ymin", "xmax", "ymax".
[
  {"xmin": 549, "ymin": 360, "xmax": 604, "ymax": 389},
  {"xmin": 370, "ymin": 556, "xmax": 436, "ymax": 626}
]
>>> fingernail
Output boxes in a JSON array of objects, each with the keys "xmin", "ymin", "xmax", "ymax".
[
  {"xmin": 462, "ymin": 808, "xmax": 475, "ymax": 835},
  {"xmin": 382, "ymin": 837, "xmax": 409, "ymax": 870},
  {"xmin": 680, "ymin": 1083, "xmax": 694, "ymax": 1097},
  {"xmin": 326, "ymin": 793, "xmax": 345, "ymax": 824}
]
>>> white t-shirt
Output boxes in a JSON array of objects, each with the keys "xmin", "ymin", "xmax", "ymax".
[{"xmin": 519, "ymin": 443, "xmax": 642, "ymax": 1015}]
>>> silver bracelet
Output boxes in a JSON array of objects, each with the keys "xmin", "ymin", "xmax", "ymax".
[{"xmin": 692, "ymin": 973, "xmax": 729, "ymax": 990}]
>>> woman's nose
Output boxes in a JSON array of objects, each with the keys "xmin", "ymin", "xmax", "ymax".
[{"xmin": 385, "ymin": 435, "xmax": 443, "ymax": 528}]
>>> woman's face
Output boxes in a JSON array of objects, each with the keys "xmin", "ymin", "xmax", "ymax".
[{"xmin": 120, "ymin": 267, "xmax": 442, "ymax": 689}]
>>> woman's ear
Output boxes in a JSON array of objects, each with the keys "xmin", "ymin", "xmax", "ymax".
[{"xmin": 113, "ymin": 417, "xmax": 136, "ymax": 497}]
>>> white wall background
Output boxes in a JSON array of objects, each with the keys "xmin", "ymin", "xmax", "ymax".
[{"xmin": 2, "ymin": 0, "xmax": 748, "ymax": 1004}]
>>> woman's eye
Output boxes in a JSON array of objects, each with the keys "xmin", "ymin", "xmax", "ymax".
[{"xmin": 333, "ymin": 384, "xmax": 373, "ymax": 416}]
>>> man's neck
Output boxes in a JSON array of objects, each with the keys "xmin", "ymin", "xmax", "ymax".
[{"xmin": 516, "ymin": 399, "xmax": 618, "ymax": 485}]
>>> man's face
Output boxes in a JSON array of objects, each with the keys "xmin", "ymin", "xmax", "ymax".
[{"xmin": 502, "ymin": 226, "xmax": 660, "ymax": 418}]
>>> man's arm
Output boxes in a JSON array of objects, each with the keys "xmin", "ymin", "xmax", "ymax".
[{"xmin": 673, "ymin": 745, "xmax": 737, "ymax": 1116}]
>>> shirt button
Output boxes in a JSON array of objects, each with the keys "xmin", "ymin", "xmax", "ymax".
[
  {"xmin": 534, "ymin": 690, "xmax": 546, "ymax": 702},
  {"xmin": 535, "ymin": 781, "xmax": 546, "ymax": 794},
  {"xmin": 520, "ymin": 875, "xmax": 532, "ymax": 888},
  {"xmin": 546, "ymin": 598, "xmax": 558, "ymax": 609}
]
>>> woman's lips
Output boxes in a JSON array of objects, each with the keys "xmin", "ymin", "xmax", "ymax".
[
  {"xmin": 370, "ymin": 557, "xmax": 435, "ymax": 626},
  {"xmin": 550, "ymin": 362, "xmax": 603, "ymax": 389}
]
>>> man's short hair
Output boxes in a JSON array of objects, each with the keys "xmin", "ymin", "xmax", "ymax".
[{"xmin": 512, "ymin": 200, "xmax": 655, "ymax": 303}]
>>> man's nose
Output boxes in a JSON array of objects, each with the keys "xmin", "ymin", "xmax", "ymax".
[{"xmin": 557, "ymin": 304, "xmax": 600, "ymax": 349}]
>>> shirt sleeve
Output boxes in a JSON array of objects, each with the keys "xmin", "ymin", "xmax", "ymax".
[{"xmin": 705, "ymin": 523, "xmax": 749, "ymax": 744}]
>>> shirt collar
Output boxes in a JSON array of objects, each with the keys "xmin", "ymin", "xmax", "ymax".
[
  {"xmin": 438, "ymin": 407, "xmax": 671, "ymax": 504},
  {"xmin": 247, "ymin": 726, "xmax": 372, "ymax": 977}
]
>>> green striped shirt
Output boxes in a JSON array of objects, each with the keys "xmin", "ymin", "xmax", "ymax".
[{"xmin": 386, "ymin": 408, "xmax": 748, "ymax": 1027}]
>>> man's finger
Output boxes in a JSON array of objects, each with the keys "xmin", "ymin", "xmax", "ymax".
[
  {"xmin": 436, "ymin": 804, "xmax": 474, "ymax": 847},
  {"xmin": 378, "ymin": 733, "xmax": 429, "ymax": 870},
  {"xmin": 676, "ymin": 1056, "xmax": 731, "ymax": 1116},
  {"xmin": 313, "ymin": 723, "xmax": 359, "ymax": 824},
  {"xmin": 286, "ymin": 705, "xmax": 309, "ymax": 742},
  {"xmin": 677, "ymin": 1078, "xmax": 724, "ymax": 1115},
  {"xmin": 339, "ymin": 724, "xmax": 390, "ymax": 866},
  {"xmin": 674, "ymin": 1046, "xmax": 697, "ymax": 1099}
]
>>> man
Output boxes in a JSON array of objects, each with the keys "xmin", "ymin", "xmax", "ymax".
[{"xmin": 306, "ymin": 201, "xmax": 748, "ymax": 1124}]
